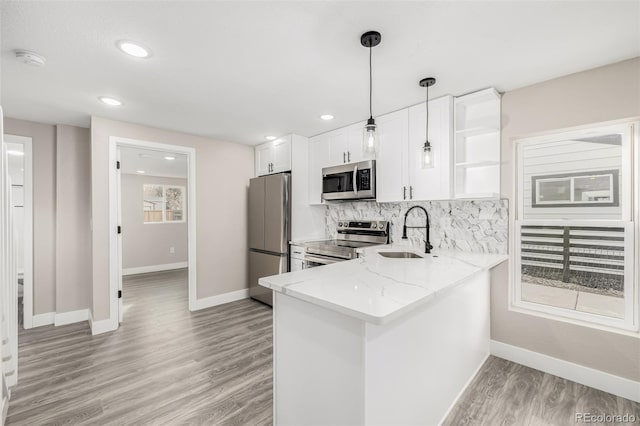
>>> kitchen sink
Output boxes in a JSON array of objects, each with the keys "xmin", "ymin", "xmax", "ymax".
[{"xmin": 378, "ymin": 251, "xmax": 423, "ymax": 259}]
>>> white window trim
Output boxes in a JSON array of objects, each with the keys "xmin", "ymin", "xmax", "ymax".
[
  {"xmin": 143, "ymin": 184, "xmax": 186, "ymax": 224},
  {"xmin": 511, "ymin": 121, "xmax": 639, "ymax": 332}
]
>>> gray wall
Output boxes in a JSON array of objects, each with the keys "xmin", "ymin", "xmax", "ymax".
[
  {"xmin": 495, "ymin": 56, "xmax": 640, "ymax": 381},
  {"xmin": 4, "ymin": 118, "xmax": 57, "ymax": 315},
  {"xmin": 91, "ymin": 116, "xmax": 254, "ymax": 321},
  {"xmin": 55, "ymin": 124, "xmax": 92, "ymax": 313},
  {"xmin": 3, "ymin": 118, "xmax": 92, "ymax": 316},
  {"xmin": 121, "ymin": 174, "xmax": 188, "ymax": 270}
]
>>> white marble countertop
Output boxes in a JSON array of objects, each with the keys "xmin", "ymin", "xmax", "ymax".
[{"xmin": 259, "ymin": 243, "xmax": 508, "ymax": 325}]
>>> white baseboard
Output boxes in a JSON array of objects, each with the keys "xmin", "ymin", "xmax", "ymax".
[
  {"xmin": 491, "ymin": 340, "xmax": 640, "ymax": 403},
  {"xmin": 88, "ymin": 310, "xmax": 118, "ymax": 335},
  {"xmin": 32, "ymin": 312, "xmax": 55, "ymax": 327},
  {"xmin": 192, "ymin": 289, "xmax": 249, "ymax": 311},
  {"xmin": 122, "ymin": 261, "xmax": 188, "ymax": 276},
  {"xmin": 2, "ymin": 395, "xmax": 8, "ymax": 426},
  {"xmin": 54, "ymin": 309, "xmax": 89, "ymax": 326}
]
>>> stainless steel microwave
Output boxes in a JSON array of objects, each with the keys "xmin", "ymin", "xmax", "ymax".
[{"xmin": 322, "ymin": 160, "xmax": 376, "ymax": 201}]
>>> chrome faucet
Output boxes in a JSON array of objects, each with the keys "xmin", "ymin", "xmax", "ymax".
[{"xmin": 402, "ymin": 206, "xmax": 433, "ymax": 254}]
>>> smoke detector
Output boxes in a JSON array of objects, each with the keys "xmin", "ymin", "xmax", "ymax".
[{"xmin": 14, "ymin": 49, "xmax": 46, "ymax": 67}]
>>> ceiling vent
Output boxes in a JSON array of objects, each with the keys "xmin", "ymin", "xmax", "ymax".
[{"xmin": 14, "ymin": 49, "xmax": 46, "ymax": 67}]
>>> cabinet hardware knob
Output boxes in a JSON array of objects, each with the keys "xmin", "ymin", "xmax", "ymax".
[
  {"xmin": 410, "ymin": 186, "xmax": 413, "ymax": 200},
  {"xmin": 403, "ymin": 186, "xmax": 407, "ymax": 200},
  {"xmin": 348, "ymin": 151, "xmax": 351, "ymax": 162},
  {"xmin": 343, "ymin": 152, "xmax": 346, "ymax": 163}
]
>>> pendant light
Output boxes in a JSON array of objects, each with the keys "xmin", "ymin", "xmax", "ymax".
[
  {"xmin": 361, "ymin": 31, "xmax": 381, "ymax": 157},
  {"xmin": 419, "ymin": 77, "xmax": 436, "ymax": 169}
]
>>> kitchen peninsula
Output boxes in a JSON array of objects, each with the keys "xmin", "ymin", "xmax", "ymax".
[{"xmin": 259, "ymin": 245, "xmax": 507, "ymax": 425}]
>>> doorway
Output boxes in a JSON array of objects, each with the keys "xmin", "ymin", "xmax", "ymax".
[
  {"xmin": 4, "ymin": 135, "xmax": 33, "ymax": 330},
  {"xmin": 109, "ymin": 137, "xmax": 196, "ymax": 327}
]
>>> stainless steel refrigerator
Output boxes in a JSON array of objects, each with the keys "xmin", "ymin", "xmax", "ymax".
[{"xmin": 248, "ymin": 173, "xmax": 291, "ymax": 306}]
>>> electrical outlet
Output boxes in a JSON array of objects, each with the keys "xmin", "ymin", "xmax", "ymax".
[{"xmin": 169, "ymin": 246, "xmax": 175, "ymax": 254}]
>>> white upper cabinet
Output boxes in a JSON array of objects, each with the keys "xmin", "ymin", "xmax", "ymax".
[
  {"xmin": 375, "ymin": 109, "xmax": 409, "ymax": 203},
  {"xmin": 326, "ymin": 121, "xmax": 369, "ymax": 166},
  {"xmin": 453, "ymin": 88, "xmax": 501, "ymax": 199},
  {"xmin": 375, "ymin": 96, "xmax": 453, "ymax": 202},
  {"xmin": 308, "ymin": 134, "xmax": 330, "ymax": 205},
  {"xmin": 255, "ymin": 143, "xmax": 273, "ymax": 177},
  {"xmin": 255, "ymin": 135, "xmax": 292, "ymax": 176},
  {"xmin": 407, "ymin": 96, "xmax": 453, "ymax": 201},
  {"xmin": 272, "ymin": 136, "xmax": 292, "ymax": 173},
  {"xmin": 305, "ymin": 96, "xmax": 454, "ymax": 205}
]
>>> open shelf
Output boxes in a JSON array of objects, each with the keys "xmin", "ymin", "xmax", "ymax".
[
  {"xmin": 454, "ymin": 88, "xmax": 501, "ymax": 199},
  {"xmin": 455, "ymin": 160, "xmax": 500, "ymax": 169},
  {"xmin": 455, "ymin": 126, "xmax": 500, "ymax": 137}
]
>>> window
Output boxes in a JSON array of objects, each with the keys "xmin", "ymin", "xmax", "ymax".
[
  {"xmin": 143, "ymin": 184, "xmax": 185, "ymax": 224},
  {"xmin": 532, "ymin": 170, "xmax": 618, "ymax": 207},
  {"xmin": 514, "ymin": 122, "xmax": 637, "ymax": 331}
]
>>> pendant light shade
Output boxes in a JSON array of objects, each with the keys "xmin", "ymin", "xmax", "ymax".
[
  {"xmin": 419, "ymin": 77, "xmax": 436, "ymax": 169},
  {"xmin": 363, "ymin": 117, "xmax": 380, "ymax": 156},
  {"xmin": 361, "ymin": 31, "xmax": 381, "ymax": 157},
  {"xmin": 421, "ymin": 141, "xmax": 433, "ymax": 168}
]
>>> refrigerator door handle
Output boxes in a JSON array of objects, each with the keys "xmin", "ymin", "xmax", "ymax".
[{"xmin": 353, "ymin": 165, "xmax": 358, "ymax": 195}]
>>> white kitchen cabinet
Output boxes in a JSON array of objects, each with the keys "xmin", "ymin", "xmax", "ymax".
[
  {"xmin": 375, "ymin": 109, "xmax": 409, "ymax": 202},
  {"xmin": 255, "ymin": 135, "xmax": 292, "ymax": 176},
  {"xmin": 308, "ymin": 134, "xmax": 330, "ymax": 205},
  {"xmin": 327, "ymin": 122, "xmax": 369, "ymax": 166},
  {"xmin": 290, "ymin": 244, "xmax": 305, "ymax": 272},
  {"xmin": 291, "ymin": 134, "xmax": 326, "ymax": 239},
  {"xmin": 407, "ymin": 96, "xmax": 453, "ymax": 201},
  {"xmin": 453, "ymin": 88, "xmax": 501, "ymax": 199},
  {"xmin": 255, "ymin": 143, "xmax": 273, "ymax": 177},
  {"xmin": 376, "ymin": 96, "xmax": 453, "ymax": 202}
]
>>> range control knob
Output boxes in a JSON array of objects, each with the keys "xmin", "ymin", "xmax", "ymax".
[
  {"xmin": 338, "ymin": 222, "xmax": 343, "ymax": 227},
  {"xmin": 372, "ymin": 223, "xmax": 377, "ymax": 229}
]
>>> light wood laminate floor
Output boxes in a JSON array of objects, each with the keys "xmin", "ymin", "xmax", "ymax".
[
  {"xmin": 8, "ymin": 269, "xmax": 273, "ymax": 425},
  {"xmin": 8, "ymin": 270, "xmax": 640, "ymax": 425}
]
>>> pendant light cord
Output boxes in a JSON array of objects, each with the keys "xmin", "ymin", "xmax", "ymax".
[
  {"xmin": 425, "ymin": 83, "xmax": 429, "ymax": 142},
  {"xmin": 369, "ymin": 46, "xmax": 373, "ymax": 119}
]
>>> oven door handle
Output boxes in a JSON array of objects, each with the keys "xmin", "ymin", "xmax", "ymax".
[
  {"xmin": 353, "ymin": 165, "xmax": 358, "ymax": 195},
  {"xmin": 304, "ymin": 254, "xmax": 343, "ymax": 265}
]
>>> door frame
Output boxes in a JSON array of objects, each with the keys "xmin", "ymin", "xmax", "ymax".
[
  {"xmin": 109, "ymin": 136, "xmax": 197, "ymax": 328},
  {"xmin": 4, "ymin": 134, "xmax": 33, "ymax": 330}
]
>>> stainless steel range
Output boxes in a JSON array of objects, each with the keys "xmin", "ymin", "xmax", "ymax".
[{"xmin": 303, "ymin": 220, "xmax": 389, "ymax": 268}]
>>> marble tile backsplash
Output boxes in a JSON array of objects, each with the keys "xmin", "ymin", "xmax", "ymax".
[{"xmin": 326, "ymin": 200, "xmax": 508, "ymax": 254}]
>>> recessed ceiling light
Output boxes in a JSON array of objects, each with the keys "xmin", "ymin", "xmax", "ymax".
[
  {"xmin": 136, "ymin": 170, "xmax": 145, "ymax": 174},
  {"xmin": 14, "ymin": 49, "xmax": 46, "ymax": 67},
  {"xmin": 99, "ymin": 96, "xmax": 123, "ymax": 107},
  {"xmin": 138, "ymin": 153, "xmax": 152, "ymax": 159},
  {"xmin": 116, "ymin": 40, "xmax": 151, "ymax": 58},
  {"xmin": 265, "ymin": 136, "xmax": 277, "ymax": 141},
  {"xmin": 7, "ymin": 150, "xmax": 24, "ymax": 156},
  {"xmin": 320, "ymin": 114, "xmax": 334, "ymax": 121},
  {"xmin": 164, "ymin": 156, "xmax": 175, "ymax": 161}
]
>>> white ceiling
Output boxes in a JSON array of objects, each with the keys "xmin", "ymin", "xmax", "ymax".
[
  {"xmin": 119, "ymin": 146, "xmax": 187, "ymax": 179},
  {"xmin": 1, "ymin": 1, "xmax": 638, "ymax": 146}
]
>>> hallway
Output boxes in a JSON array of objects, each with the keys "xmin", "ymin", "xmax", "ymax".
[{"xmin": 7, "ymin": 270, "xmax": 273, "ymax": 425}]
